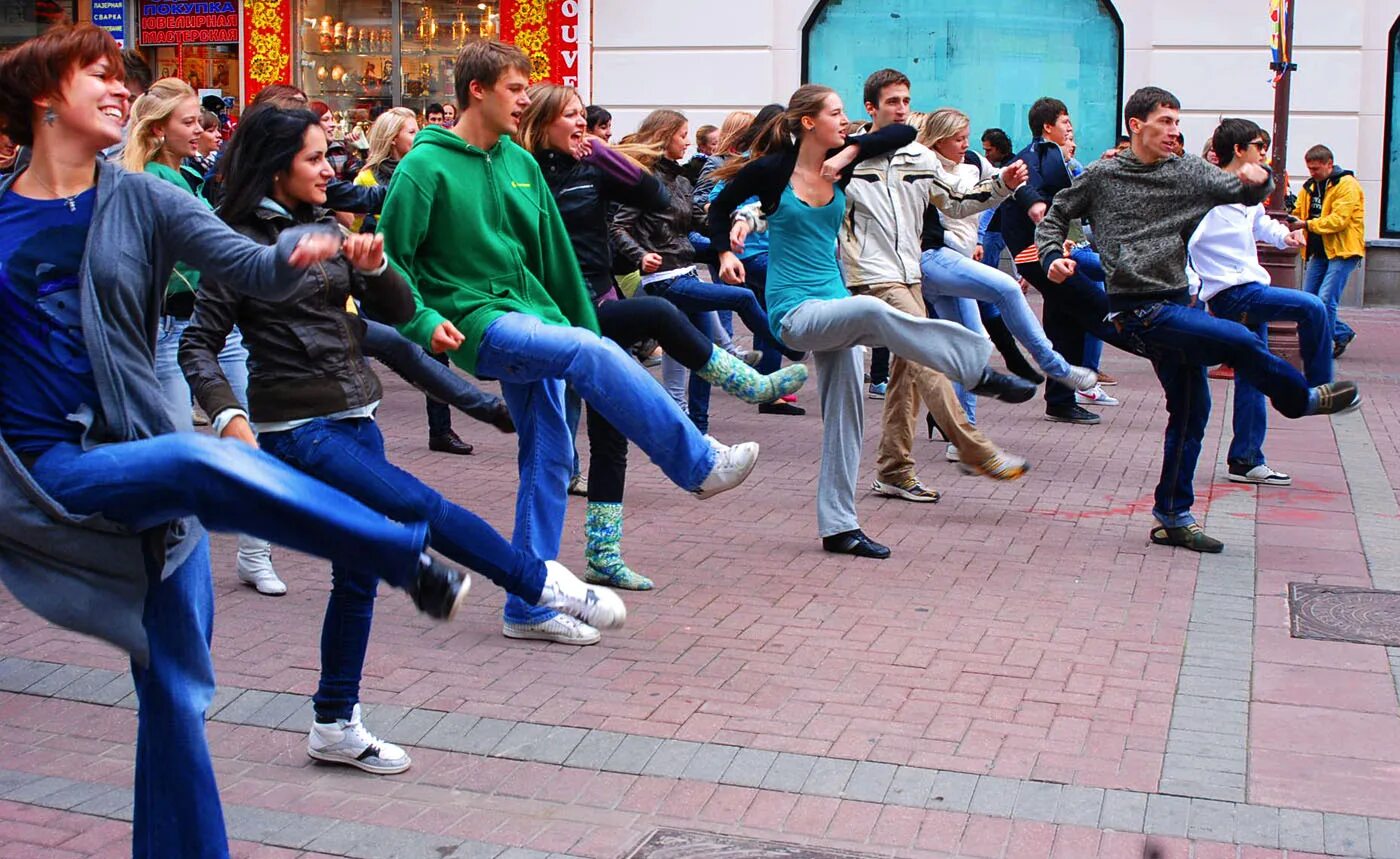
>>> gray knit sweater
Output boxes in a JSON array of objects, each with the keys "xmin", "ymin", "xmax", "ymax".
[{"xmin": 1037, "ymin": 151, "xmax": 1272, "ymax": 309}]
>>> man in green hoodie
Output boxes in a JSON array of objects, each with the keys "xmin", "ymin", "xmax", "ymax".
[{"xmin": 380, "ymin": 40, "xmax": 760, "ymax": 646}]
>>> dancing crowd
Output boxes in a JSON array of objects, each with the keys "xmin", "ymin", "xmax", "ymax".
[{"xmin": 0, "ymin": 23, "xmax": 1368, "ymax": 858}]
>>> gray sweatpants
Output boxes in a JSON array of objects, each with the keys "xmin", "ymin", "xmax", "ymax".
[{"xmin": 779, "ymin": 296, "xmax": 993, "ymax": 536}]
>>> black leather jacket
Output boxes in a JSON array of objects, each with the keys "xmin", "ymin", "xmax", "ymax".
[
  {"xmin": 535, "ymin": 147, "xmax": 669, "ymax": 300},
  {"xmin": 611, "ymin": 157, "xmax": 705, "ymax": 274},
  {"xmin": 180, "ymin": 204, "xmax": 415, "ymax": 425}
]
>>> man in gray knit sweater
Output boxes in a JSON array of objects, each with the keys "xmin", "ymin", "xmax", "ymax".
[{"xmin": 1034, "ymin": 86, "xmax": 1359, "ymax": 553}]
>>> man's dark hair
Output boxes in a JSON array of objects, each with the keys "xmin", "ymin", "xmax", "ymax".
[
  {"xmin": 1117, "ymin": 133, "xmax": 1130, "ymax": 145},
  {"xmin": 1305, "ymin": 144, "xmax": 1334, "ymax": 163},
  {"xmin": 981, "ymin": 127, "xmax": 1012, "ymax": 157},
  {"xmin": 585, "ymin": 104, "xmax": 611, "ymax": 131},
  {"xmin": 1211, "ymin": 118, "xmax": 1263, "ymax": 167},
  {"xmin": 1124, "ymin": 86, "xmax": 1180, "ymax": 131},
  {"xmin": 453, "ymin": 40, "xmax": 531, "ymax": 109},
  {"xmin": 1027, "ymin": 97, "xmax": 1068, "ymax": 139},
  {"xmin": 862, "ymin": 68, "xmax": 911, "ymax": 109},
  {"xmin": 122, "ymin": 48, "xmax": 153, "ymax": 96},
  {"xmin": 426, "ymin": 102, "xmax": 444, "ymax": 117}
]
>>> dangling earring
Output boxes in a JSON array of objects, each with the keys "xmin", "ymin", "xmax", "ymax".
[{"xmin": 43, "ymin": 107, "xmax": 57, "ymax": 126}]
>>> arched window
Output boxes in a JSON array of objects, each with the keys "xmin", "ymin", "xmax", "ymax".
[
  {"xmin": 803, "ymin": 0, "xmax": 1123, "ymax": 158},
  {"xmin": 1384, "ymin": 16, "xmax": 1400, "ymax": 237}
]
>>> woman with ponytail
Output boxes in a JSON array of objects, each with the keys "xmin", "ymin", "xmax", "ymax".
[{"xmin": 709, "ymin": 85, "xmax": 1034, "ymax": 560}]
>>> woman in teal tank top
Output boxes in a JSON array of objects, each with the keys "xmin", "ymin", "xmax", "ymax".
[{"xmin": 708, "ymin": 85, "xmax": 1035, "ymax": 560}]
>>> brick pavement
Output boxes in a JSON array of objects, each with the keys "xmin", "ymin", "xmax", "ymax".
[{"xmin": 1, "ymin": 304, "xmax": 1400, "ymax": 856}]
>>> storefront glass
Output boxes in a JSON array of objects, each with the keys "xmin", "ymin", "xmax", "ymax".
[{"xmin": 0, "ymin": 0, "xmax": 74, "ymax": 47}]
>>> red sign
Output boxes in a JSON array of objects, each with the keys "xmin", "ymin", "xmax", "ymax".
[
  {"xmin": 139, "ymin": 0, "xmax": 238, "ymax": 46},
  {"xmin": 242, "ymin": 0, "xmax": 293, "ymax": 102},
  {"xmin": 500, "ymin": 0, "xmax": 581, "ymax": 88}
]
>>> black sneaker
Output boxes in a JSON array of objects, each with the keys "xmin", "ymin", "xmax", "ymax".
[
  {"xmin": 1046, "ymin": 404, "xmax": 1102, "ymax": 425},
  {"xmin": 407, "ymin": 555, "xmax": 470, "ymax": 620},
  {"xmin": 821, "ymin": 529, "xmax": 891, "ymax": 559},
  {"xmin": 1309, "ymin": 380, "xmax": 1360, "ymax": 415},
  {"xmin": 759, "ymin": 401, "xmax": 806, "ymax": 416},
  {"xmin": 970, "ymin": 369, "xmax": 1037, "ymax": 403}
]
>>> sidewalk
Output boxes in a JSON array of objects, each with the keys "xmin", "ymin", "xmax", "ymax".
[{"xmin": 3, "ymin": 308, "xmax": 1400, "ymax": 858}]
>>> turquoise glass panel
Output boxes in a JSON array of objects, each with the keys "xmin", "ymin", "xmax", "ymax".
[
  {"xmin": 805, "ymin": 0, "xmax": 1122, "ymax": 159},
  {"xmin": 1387, "ymin": 23, "xmax": 1400, "ymax": 235}
]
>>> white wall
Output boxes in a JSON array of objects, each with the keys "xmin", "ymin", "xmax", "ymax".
[{"xmin": 587, "ymin": 0, "xmax": 1389, "ymax": 238}]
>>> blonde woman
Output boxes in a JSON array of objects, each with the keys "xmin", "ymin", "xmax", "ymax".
[
  {"xmin": 127, "ymin": 77, "xmax": 289, "ymax": 597},
  {"xmin": 917, "ymin": 107, "xmax": 1096, "ymax": 435},
  {"xmin": 352, "ymin": 106, "xmax": 417, "ymax": 231}
]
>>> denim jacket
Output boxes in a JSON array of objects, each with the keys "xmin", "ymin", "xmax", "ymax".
[{"xmin": 0, "ymin": 159, "xmax": 325, "ymax": 661}]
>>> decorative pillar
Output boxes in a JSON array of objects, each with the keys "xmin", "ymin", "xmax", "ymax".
[
  {"xmin": 242, "ymin": 0, "xmax": 292, "ymax": 105},
  {"xmin": 499, "ymin": 0, "xmax": 582, "ymax": 87}
]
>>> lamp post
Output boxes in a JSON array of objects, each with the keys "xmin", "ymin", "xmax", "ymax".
[{"xmin": 1260, "ymin": 0, "xmax": 1303, "ymax": 368}]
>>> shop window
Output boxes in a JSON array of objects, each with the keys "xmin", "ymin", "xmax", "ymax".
[
  {"xmin": 0, "ymin": 0, "xmax": 75, "ymax": 48},
  {"xmin": 803, "ymin": 0, "xmax": 1122, "ymax": 158},
  {"xmin": 1385, "ymin": 16, "xmax": 1400, "ymax": 237}
]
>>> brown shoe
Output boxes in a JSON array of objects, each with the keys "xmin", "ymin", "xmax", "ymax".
[{"xmin": 1096, "ymin": 371, "xmax": 1117, "ymax": 386}]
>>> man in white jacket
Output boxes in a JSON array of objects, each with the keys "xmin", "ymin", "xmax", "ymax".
[
  {"xmin": 1190, "ymin": 118, "xmax": 1331, "ymax": 487},
  {"xmin": 841, "ymin": 68, "xmax": 1031, "ymax": 501}
]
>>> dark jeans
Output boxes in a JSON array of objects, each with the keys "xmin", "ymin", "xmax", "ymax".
[
  {"xmin": 1019, "ymin": 261, "xmax": 1103, "ymax": 407},
  {"xmin": 869, "ymin": 347, "xmax": 890, "ymax": 386},
  {"xmin": 1111, "ymin": 297, "xmax": 1314, "ymax": 527},
  {"xmin": 587, "ymin": 296, "xmax": 714, "ymax": 503},
  {"xmin": 260, "ymin": 417, "xmax": 547, "ymax": 719},
  {"xmin": 1208, "ymin": 283, "xmax": 1331, "ymax": 469},
  {"xmin": 361, "ymin": 319, "xmax": 502, "ymax": 423},
  {"xmin": 27, "ymin": 434, "xmax": 430, "ymax": 857},
  {"xmin": 425, "ymin": 352, "xmax": 454, "ymax": 436}
]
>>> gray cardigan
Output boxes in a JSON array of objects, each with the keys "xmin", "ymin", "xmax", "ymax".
[{"xmin": 0, "ymin": 159, "xmax": 325, "ymax": 663}]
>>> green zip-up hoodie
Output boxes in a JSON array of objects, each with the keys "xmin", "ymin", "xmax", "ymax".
[
  {"xmin": 145, "ymin": 160, "xmax": 207, "ymax": 297},
  {"xmin": 379, "ymin": 124, "xmax": 598, "ymax": 375}
]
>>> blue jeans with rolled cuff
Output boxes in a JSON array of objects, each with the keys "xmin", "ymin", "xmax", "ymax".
[{"xmin": 1302, "ymin": 254, "xmax": 1360, "ymax": 345}]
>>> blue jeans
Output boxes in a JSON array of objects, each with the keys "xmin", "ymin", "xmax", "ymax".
[
  {"xmin": 156, "ymin": 318, "xmax": 250, "ymax": 430},
  {"xmin": 926, "ymin": 291, "xmax": 984, "ymax": 423},
  {"xmin": 1208, "ymin": 283, "xmax": 1331, "ymax": 470},
  {"xmin": 980, "ymin": 232, "xmax": 1006, "ymax": 271},
  {"xmin": 1110, "ymin": 297, "xmax": 1315, "ymax": 527},
  {"xmin": 260, "ymin": 417, "xmax": 546, "ymax": 719},
  {"xmin": 475, "ymin": 313, "xmax": 715, "ymax": 625},
  {"xmin": 1302, "ymin": 255, "xmax": 1361, "ymax": 344},
  {"xmin": 26, "ymin": 434, "xmax": 430, "ymax": 857},
  {"xmin": 1069, "ymin": 247, "xmax": 1107, "ymax": 373},
  {"xmin": 644, "ymin": 270, "xmax": 798, "ymax": 361}
]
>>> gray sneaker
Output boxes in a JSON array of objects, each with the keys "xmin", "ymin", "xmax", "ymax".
[
  {"xmin": 503, "ymin": 613, "xmax": 601, "ymax": 645},
  {"xmin": 307, "ymin": 704, "xmax": 410, "ymax": 774}
]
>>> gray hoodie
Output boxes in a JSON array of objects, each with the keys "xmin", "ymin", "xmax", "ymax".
[
  {"xmin": 1036, "ymin": 150, "xmax": 1272, "ymax": 309},
  {"xmin": 0, "ymin": 159, "xmax": 323, "ymax": 662}
]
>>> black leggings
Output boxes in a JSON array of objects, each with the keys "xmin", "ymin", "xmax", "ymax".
[{"xmin": 587, "ymin": 296, "xmax": 713, "ymax": 503}]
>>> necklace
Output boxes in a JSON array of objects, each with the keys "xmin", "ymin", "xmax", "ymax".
[{"xmin": 27, "ymin": 171, "xmax": 89, "ymax": 212}]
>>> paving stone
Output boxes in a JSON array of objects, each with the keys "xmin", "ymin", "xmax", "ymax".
[
  {"xmin": 801, "ymin": 756, "xmax": 856, "ymax": 798},
  {"xmin": 1013, "ymin": 781, "xmax": 1062, "ymax": 823},
  {"xmin": 1054, "ymin": 785, "xmax": 1104, "ymax": 827},
  {"xmin": 3, "ymin": 775, "xmax": 72, "ymax": 804},
  {"xmin": 73, "ymin": 786, "xmax": 136, "ymax": 817},
  {"xmin": 216, "ymin": 689, "xmax": 277, "ymax": 724},
  {"xmin": 1186, "ymin": 798, "xmax": 1236, "ymax": 842},
  {"xmin": 23, "ymin": 664, "xmax": 95, "ymax": 697},
  {"xmin": 223, "ymin": 805, "xmax": 305, "ymax": 843},
  {"xmin": 459, "ymin": 717, "xmax": 515, "ymax": 756},
  {"xmin": 0, "ymin": 769, "xmax": 40, "ymax": 795},
  {"xmin": 1278, "ymin": 808, "xmax": 1326, "ymax": 853},
  {"xmin": 243, "ymin": 691, "xmax": 307, "ymax": 729},
  {"xmin": 382, "ymin": 707, "xmax": 446, "ymax": 746},
  {"xmin": 38, "ymin": 780, "xmax": 117, "ymax": 811},
  {"xmin": 1233, "ymin": 804, "xmax": 1280, "ymax": 849},
  {"xmin": 640, "ymin": 739, "xmax": 702, "ymax": 778},
  {"xmin": 207, "ymin": 684, "xmax": 246, "ymax": 718},
  {"xmin": 418, "ymin": 712, "xmax": 483, "ymax": 754},
  {"xmin": 757, "ymin": 752, "xmax": 817, "ymax": 793},
  {"xmin": 719, "ymin": 748, "xmax": 777, "ymax": 788},
  {"xmin": 1099, "ymin": 789, "xmax": 1148, "ymax": 833},
  {"xmin": 562, "ymin": 730, "xmax": 626, "ymax": 770},
  {"xmin": 927, "ymin": 770, "xmax": 979, "ymax": 813},
  {"xmin": 1144, "ymin": 794, "xmax": 1191, "ymax": 837},
  {"xmin": 604, "ymin": 734, "xmax": 664, "ymax": 775},
  {"xmin": 884, "ymin": 766, "xmax": 937, "ymax": 808},
  {"xmin": 968, "ymin": 775, "xmax": 1019, "ymax": 817},
  {"xmin": 681, "ymin": 743, "xmax": 739, "ymax": 783},
  {"xmin": 1325, "ymin": 812, "xmax": 1372, "ymax": 856},
  {"xmin": 0, "ymin": 657, "xmax": 59, "ymax": 692},
  {"xmin": 1369, "ymin": 817, "xmax": 1400, "ymax": 859},
  {"xmin": 361, "ymin": 703, "xmax": 414, "ymax": 737},
  {"xmin": 842, "ymin": 760, "xmax": 897, "ymax": 804},
  {"xmin": 494, "ymin": 722, "xmax": 558, "ymax": 761}
]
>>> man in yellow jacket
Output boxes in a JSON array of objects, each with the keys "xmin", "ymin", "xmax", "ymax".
[{"xmin": 1293, "ymin": 144, "xmax": 1366, "ymax": 357}]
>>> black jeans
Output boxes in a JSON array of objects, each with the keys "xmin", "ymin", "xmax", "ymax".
[
  {"xmin": 1017, "ymin": 261, "xmax": 1114, "ymax": 408},
  {"xmin": 587, "ymin": 296, "xmax": 713, "ymax": 503},
  {"xmin": 425, "ymin": 352, "xmax": 454, "ymax": 436}
]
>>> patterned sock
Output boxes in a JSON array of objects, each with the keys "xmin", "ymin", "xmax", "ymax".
[
  {"xmin": 696, "ymin": 346, "xmax": 808, "ymax": 404},
  {"xmin": 583, "ymin": 502, "xmax": 653, "ymax": 591}
]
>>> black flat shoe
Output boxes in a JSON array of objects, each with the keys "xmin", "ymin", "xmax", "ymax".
[
  {"xmin": 821, "ymin": 529, "xmax": 891, "ymax": 559},
  {"xmin": 1045, "ymin": 404, "xmax": 1101, "ymax": 425},
  {"xmin": 970, "ymin": 369, "xmax": 1037, "ymax": 404},
  {"xmin": 759, "ymin": 401, "xmax": 806, "ymax": 416},
  {"xmin": 429, "ymin": 430, "xmax": 474, "ymax": 455}
]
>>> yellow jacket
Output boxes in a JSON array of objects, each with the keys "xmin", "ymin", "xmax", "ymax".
[
  {"xmin": 1292, "ymin": 170, "xmax": 1365, "ymax": 260},
  {"xmin": 351, "ymin": 167, "xmax": 379, "ymax": 233}
]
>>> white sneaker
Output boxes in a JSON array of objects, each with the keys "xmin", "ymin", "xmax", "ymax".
[
  {"xmin": 1076, "ymin": 385, "xmax": 1120, "ymax": 407},
  {"xmin": 944, "ymin": 443, "xmax": 959, "ymax": 462},
  {"xmin": 1228, "ymin": 464, "xmax": 1292, "ymax": 486},
  {"xmin": 308, "ymin": 704, "xmax": 410, "ymax": 774},
  {"xmin": 1055, "ymin": 365, "xmax": 1099, "ymax": 392},
  {"xmin": 540, "ymin": 560, "xmax": 626, "ymax": 629},
  {"xmin": 695, "ymin": 440, "xmax": 760, "ymax": 499},
  {"xmin": 236, "ymin": 535, "xmax": 286, "ymax": 596},
  {"xmin": 503, "ymin": 614, "xmax": 601, "ymax": 645}
]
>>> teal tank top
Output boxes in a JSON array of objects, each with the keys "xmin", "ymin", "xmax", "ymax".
[{"xmin": 764, "ymin": 184, "xmax": 849, "ymax": 341}]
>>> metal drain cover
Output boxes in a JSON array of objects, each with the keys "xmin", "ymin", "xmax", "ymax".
[
  {"xmin": 627, "ymin": 828, "xmax": 883, "ymax": 859},
  {"xmin": 1289, "ymin": 583, "xmax": 1400, "ymax": 646}
]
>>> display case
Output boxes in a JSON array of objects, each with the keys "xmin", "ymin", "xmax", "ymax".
[{"xmin": 297, "ymin": 0, "xmax": 498, "ymax": 120}]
